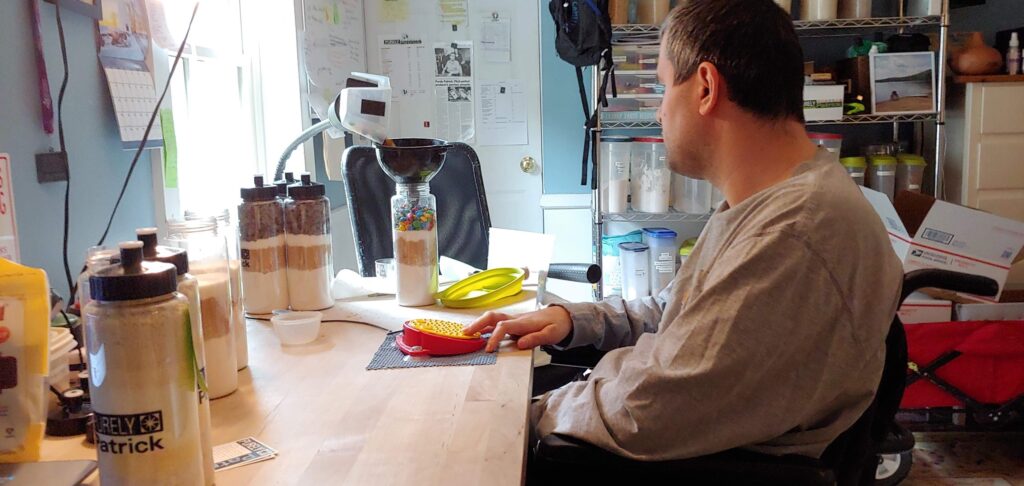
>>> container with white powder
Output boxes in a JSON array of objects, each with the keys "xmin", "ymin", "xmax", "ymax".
[
  {"xmin": 84, "ymin": 242, "xmax": 203, "ymax": 485},
  {"xmin": 136, "ymin": 228, "xmax": 214, "ymax": 486},
  {"xmin": 392, "ymin": 183, "xmax": 439, "ymax": 307},
  {"xmin": 630, "ymin": 137, "xmax": 670, "ymax": 213},
  {"xmin": 238, "ymin": 176, "xmax": 289, "ymax": 314},
  {"xmin": 285, "ymin": 174, "xmax": 334, "ymax": 311},
  {"xmin": 166, "ymin": 218, "xmax": 239, "ymax": 400},
  {"xmin": 188, "ymin": 209, "xmax": 248, "ymax": 370}
]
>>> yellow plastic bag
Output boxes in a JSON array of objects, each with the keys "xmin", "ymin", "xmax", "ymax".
[{"xmin": 0, "ymin": 258, "xmax": 49, "ymax": 462}]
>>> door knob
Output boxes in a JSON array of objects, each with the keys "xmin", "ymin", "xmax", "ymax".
[{"xmin": 520, "ymin": 156, "xmax": 538, "ymax": 174}]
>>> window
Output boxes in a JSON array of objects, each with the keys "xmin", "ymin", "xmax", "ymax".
[{"xmin": 155, "ymin": 0, "xmax": 304, "ymax": 221}]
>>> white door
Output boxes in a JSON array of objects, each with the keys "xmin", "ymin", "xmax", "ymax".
[{"xmin": 362, "ymin": 0, "xmax": 544, "ymax": 233}]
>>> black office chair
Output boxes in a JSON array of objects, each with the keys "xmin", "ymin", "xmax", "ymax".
[
  {"xmin": 530, "ymin": 269, "xmax": 1000, "ymax": 486},
  {"xmin": 340, "ymin": 143, "xmax": 601, "ymax": 284}
]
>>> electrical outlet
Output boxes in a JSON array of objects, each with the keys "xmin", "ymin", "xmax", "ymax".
[{"xmin": 36, "ymin": 151, "xmax": 69, "ymax": 183}]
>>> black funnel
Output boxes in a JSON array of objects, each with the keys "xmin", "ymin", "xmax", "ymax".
[{"xmin": 375, "ymin": 138, "xmax": 451, "ymax": 184}]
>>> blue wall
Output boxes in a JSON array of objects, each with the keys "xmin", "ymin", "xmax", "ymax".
[
  {"xmin": 0, "ymin": 1, "xmax": 155, "ymax": 300},
  {"xmin": 951, "ymin": 0, "xmax": 1022, "ymax": 45},
  {"xmin": 540, "ymin": 6, "xmax": 592, "ymax": 195}
]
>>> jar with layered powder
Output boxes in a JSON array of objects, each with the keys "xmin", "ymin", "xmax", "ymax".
[
  {"xmin": 284, "ymin": 174, "xmax": 334, "ymax": 311},
  {"xmin": 84, "ymin": 242, "xmax": 203, "ymax": 485},
  {"xmin": 239, "ymin": 176, "xmax": 290, "ymax": 314},
  {"xmin": 166, "ymin": 218, "xmax": 238, "ymax": 399},
  {"xmin": 392, "ymin": 183, "xmax": 439, "ymax": 307},
  {"xmin": 136, "ymin": 229, "xmax": 214, "ymax": 486},
  {"xmin": 187, "ymin": 209, "xmax": 247, "ymax": 370}
]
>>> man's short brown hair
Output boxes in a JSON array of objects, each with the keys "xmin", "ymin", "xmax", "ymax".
[{"xmin": 662, "ymin": 0, "xmax": 805, "ymax": 122}]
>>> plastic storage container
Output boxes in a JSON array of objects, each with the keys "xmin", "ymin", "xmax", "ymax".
[
  {"xmin": 840, "ymin": 156, "xmax": 868, "ymax": 186},
  {"xmin": 136, "ymin": 229, "xmax": 214, "ymax": 485},
  {"xmin": 801, "ymin": 0, "xmax": 838, "ymax": 20},
  {"xmin": 272, "ymin": 311, "xmax": 323, "ymax": 345},
  {"xmin": 614, "ymin": 73, "xmax": 664, "ymax": 96},
  {"xmin": 392, "ymin": 183, "xmax": 440, "ymax": 307},
  {"xmin": 238, "ymin": 176, "xmax": 290, "ymax": 314},
  {"xmin": 619, "ymin": 242, "xmax": 650, "ymax": 300},
  {"xmin": 187, "ymin": 209, "xmax": 247, "ymax": 371},
  {"xmin": 838, "ymin": 0, "xmax": 872, "ymax": 18},
  {"xmin": 630, "ymin": 137, "xmax": 670, "ymax": 213},
  {"xmin": 643, "ymin": 228, "xmax": 678, "ymax": 296},
  {"xmin": 166, "ymin": 218, "xmax": 239, "ymax": 399},
  {"xmin": 868, "ymin": 155, "xmax": 898, "ymax": 201},
  {"xmin": 612, "ymin": 46, "xmax": 659, "ymax": 71},
  {"xmin": 84, "ymin": 242, "xmax": 203, "ymax": 485},
  {"xmin": 285, "ymin": 174, "xmax": 334, "ymax": 311},
  {"xmin": 711, "ymin": 187, "xmax": 725, "ymax": 210},
  {"xmin": 678, "ymin": 238, "xmax": 697, "ymax": 268},
  {"xmin": 679, "ymin": 177, "xmax": 712, "ymax": 215},
  {"xmin": 635, "ymin": 0, "xmax": 670, "ymax": 24},
  {"xmin": 896, "ymin": 154, "xmax": 927, "ymax": 194},
  {"xmin": 600, "ymin": 136, "xmax": 632, "ymax": 214},
  {"xmin": 601, "ymin": 231, "xmax": 643, "ymax": 298},
  {"xmin": 809, "ymin": 132, "xmax": 843, "ymax": 164}
]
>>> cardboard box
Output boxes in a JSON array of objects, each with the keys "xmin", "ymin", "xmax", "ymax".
[
  {"xmin": 899, "ymin": 292, "xmax": 953, "ymax": 324},
  {"xmin": 956, "ymin": 302, "xmax": 1024, "ymax": 321},
  {"xmin": 803, "ymin": 85, "xmax": 844, "ymax": 122},
  {"xmin": 862, "ymin": 188, "xmax": 1024, "ymax": 302}
]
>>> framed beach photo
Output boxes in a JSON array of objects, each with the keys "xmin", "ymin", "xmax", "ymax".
[
  {"xmin": 43, "ymin": 0, "xmax": 103, "ymax": 20},
  {"xmin": 870, "ymin": 52, "xmax": 937, "ymax": 115}
]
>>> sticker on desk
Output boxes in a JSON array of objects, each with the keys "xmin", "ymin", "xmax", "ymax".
[{"xmin": 213, "ymin": 437, "xmax": 278, "ymax": 471}]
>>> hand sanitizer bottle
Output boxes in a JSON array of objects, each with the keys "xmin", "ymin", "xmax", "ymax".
[{"xmin": 1008, "ymin": 33, "xmax": 1021, "ymax": 75}]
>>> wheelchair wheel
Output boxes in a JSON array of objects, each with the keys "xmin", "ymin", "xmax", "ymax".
[{"xmin": 876, "ymin": 451, "xmax": 913, "ymax": 486}]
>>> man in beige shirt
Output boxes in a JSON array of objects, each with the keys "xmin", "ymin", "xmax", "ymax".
[{"xmin": 464, "ymin": 0, "xmax": 904, "ymax": 462}]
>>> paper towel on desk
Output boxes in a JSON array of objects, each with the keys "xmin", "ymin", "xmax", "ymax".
[{"xmin": 488, "ymin": 228, "xmax": 554, "ymax": 285}]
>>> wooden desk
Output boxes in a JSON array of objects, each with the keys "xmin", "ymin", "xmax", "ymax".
[{"xmin": 41, "ymin": 295, "xmax": 536, "ymax": 485}]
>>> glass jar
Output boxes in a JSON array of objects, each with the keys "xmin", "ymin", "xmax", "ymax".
[
  {"xmin": 77, "ymin": 246, "xmax": 120, "ymax": 311},
  {"xmin": 238, "ymin": 176, "xmax": 290, "ymax": 314},
  {"xmin": 187, "ymin": 209, "xmax": 247, "ymax": 370},
  {"xmin": 809, "ymin": 132, "xmax": 843, "ymax": 164},
  {"xmin": 166, "ymin": 218, "xmax": 238, "ymax": 399},
  {"xmin": 84, "ymin": 242, "xmax": 203, "ymax": 485},
  {"xmin": 284, "ymin": 174, "xmax": 334, "ymax": 311},
  {"xmin": 136, "ymin": 229, "xmax": 214, "ymax": 485},
  {"xmin": 392, "ymin": 183, "xmax": 439, "ymax": 307}
]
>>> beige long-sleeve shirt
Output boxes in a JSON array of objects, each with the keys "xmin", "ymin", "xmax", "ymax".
[{"xmin": 534, "ymin": 152, "xmax": 904, "ymax": 460}]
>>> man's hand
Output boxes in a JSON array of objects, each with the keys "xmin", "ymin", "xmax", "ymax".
[{"xmin": 462, "ymin": 306, "xmax": 573, "ymax": 353}]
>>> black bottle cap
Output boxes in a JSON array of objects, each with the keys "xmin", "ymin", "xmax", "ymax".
[
  {"xmin": 136, "ymin": 228, "xmax": 190, "ymax": 275},
  {"xmin": 90, "ymin": 242, "xmax": 178, "ymax": 302},
  {"xmin": 285, "ymin": 172, "xmax": 295, "ymax": 183},
  {"xmin": 240, "ymin": 174, "xmax": 278, "ymax": 202},
  {"xmin": 287, "ymin": 173, "xmax": 327, "ymax": 200}
]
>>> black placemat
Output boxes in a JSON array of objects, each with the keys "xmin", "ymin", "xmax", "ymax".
[{"xmin": 366, "ymin": 332, "xmax": 497, "ymax": 370}]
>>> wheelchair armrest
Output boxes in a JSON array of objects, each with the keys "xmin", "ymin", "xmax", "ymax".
[
  {"xmin": 902, "ymin": 269, "xmax": 999, "ymax": 302},
  {"xmin": 534, "ymin": 434, "xmax": 836, "ymax": 485},
  {"xmin": 540, "ymin": 344, "xmax": 606, "ymax": 368},
  {"xmin": 548, "ymin": 263, "xmax": 602, "ymax": 284}
]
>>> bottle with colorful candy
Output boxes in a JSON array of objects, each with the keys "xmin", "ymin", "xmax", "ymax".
[{"xmin": 391, "ymin": 183, "xmax": 439, "ymax": 306}]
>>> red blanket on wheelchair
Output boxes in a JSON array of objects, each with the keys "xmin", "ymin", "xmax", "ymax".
[{"xmin": 902, "ymin": 320, "xmax": 1024, "ymax": 408}]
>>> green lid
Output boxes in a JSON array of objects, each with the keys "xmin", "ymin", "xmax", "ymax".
[
  {"xmin": 869, "ymin": 155, "xmax": 897, "ymax": 166},
  {"xmin": 897, "ymin": 154, "xmax": 927, "ymax": 166},
  {"xmin": 840, "ymin": 156, "xmax": 867, "ymax": 169},
  {"xmin": 679, "ymin": 238, "xmax": 697, "ymax": 257}
]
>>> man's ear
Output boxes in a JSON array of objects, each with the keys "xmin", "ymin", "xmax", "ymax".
[{"xmin": 696, "ymin": 62, "xmax": 723, "ymax": 116}]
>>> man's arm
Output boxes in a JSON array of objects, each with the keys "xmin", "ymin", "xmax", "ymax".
[
  {"xmin": 531, "ymin": 232, "xmax": 879, "ymax": 460},
  {"xmin": 554, "ymin": 285, "xmax": 669, "ymax": 350}
]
